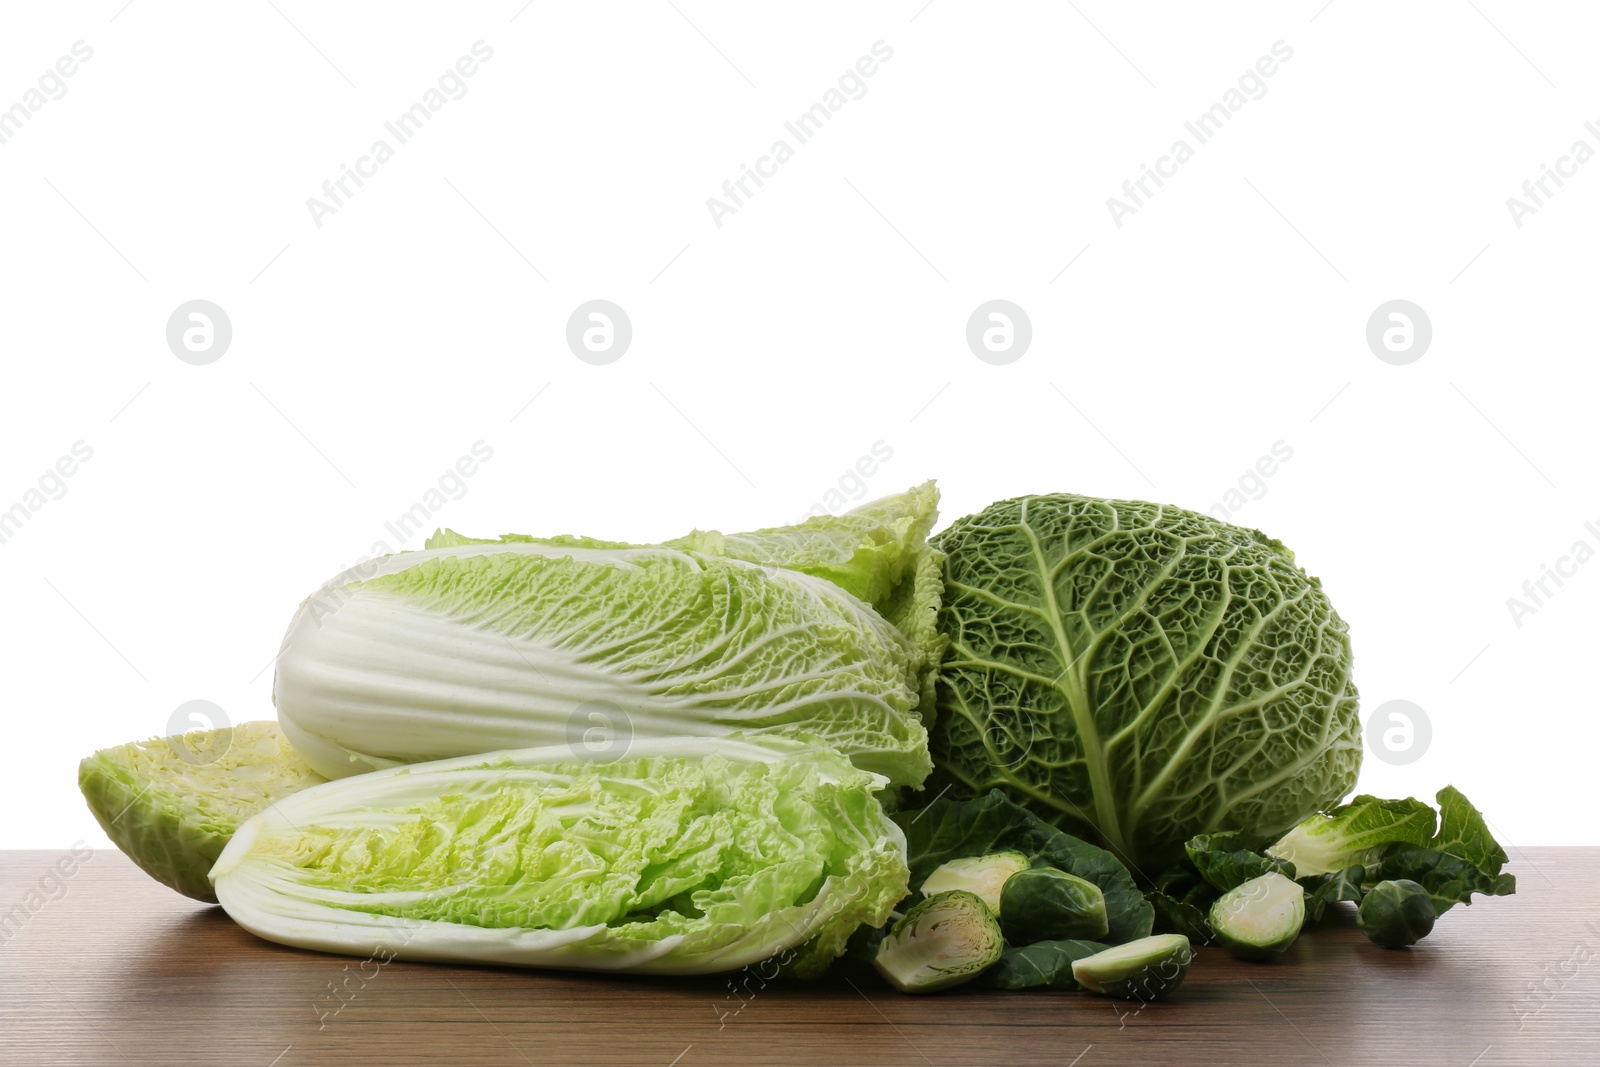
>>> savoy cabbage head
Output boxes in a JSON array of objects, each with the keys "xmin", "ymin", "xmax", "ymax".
[{"xmin": 929, "ymin": 494, "xmax": 1361, "ymax": 871}]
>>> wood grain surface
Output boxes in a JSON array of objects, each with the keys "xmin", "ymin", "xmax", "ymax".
[{"xmin": 2, "ymin": 847, "xmax": 1595, "ymax": 1066}]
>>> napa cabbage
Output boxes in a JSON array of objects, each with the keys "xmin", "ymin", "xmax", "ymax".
[
  {"xmin": 275, "ymin": 486, "xmax": 944, "ymax": 788},
  {"xmin": 210, "ymin": 736, "xmax": 907, "ymax": 977}
]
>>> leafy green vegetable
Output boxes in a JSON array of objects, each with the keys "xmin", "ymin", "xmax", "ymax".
[
  {"xmin": 873, "ymin": 890, "xmax": 1004, "ymax": 993},
  {"xmin": 1270, "ymin": 787, "xmax": 1514, "ymax": 915},
  {"xmin": 1303, "ymin": 865, "xmax": 1367, "ymax": 924},
  {"xmin": 1185, "ymin": 831, "xmax": 1295, "ymax": 892},
  {"xmin": 79, "ymin": 721, "xmax": 325, "ymax": 902},
  {"xmin": 1431, "ymin": 786, "xmax": 1511, "ymax": 880},
  {"xmin": 1147, "ymin": 786, "xmax": 1514, "ymax": 947},
  {"xmin": 920, "ymin": 851, "xmax": 1029, "ymax": 912},
  {"xmin": 1357, "ymin": 879, "xmax": 1436, "ymax": 948},
  {"xmin": 893, "ymin": 790, "xmax": 1153, "ymax": 945},
  {"xmin": 998, "ymin": 867, "xmax": 1109, "ymax": 942},
  {"xmin": 1145, "ymin": 893, "xmax": 1213, "ymax": 942},
  {"xmin": 982, "ymin": 938, "xmax": 1109, "ymax": 991},
  {"xmin": 1371, "ymin": 845, "xmax": 1515, "ymax": 915},
  {"xmin": 1208, "ymin": 872, "xmax": 1305, "ymax": 961},
  {"xmin": 276, "ymin": 539, "xmax": 931, "ymax": 789},
  {"xmin": 1144, "ymin": 868, "xmax": 1217, "ymax": 942},
  {"xmin": 1072, "ymin": 934, "xmax": 1193, "ymax": 1001},
  {"xmin": 1376, "ymin": 788, "xmax": 1514, "ymax": 915},
  {"xmin": 1267, "ymin": 796, "xmax": 1436, "ymax": 876},
  {"xmin": 211, "ymin": 736, "xmax": 907, "ymax": 977},
  {"xmin": 930, "ymin": 494, "xmax": 1361, "ymax": 869}
]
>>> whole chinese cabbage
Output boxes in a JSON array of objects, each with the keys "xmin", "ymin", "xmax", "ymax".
[
  {"xmin": 276, "ymin": 546, "xmax": 928, "ymax": 787},
  {"xmin": 210, "ymin": 736, "xmax": 908, "ymax": 977},
  {"xmin": 429, "ymin": 480, "xmax": 946, "ymax": 712},
  {"xmin": 276, "ymin": 487, "xmax": 943, "ymax": 789},
  {"xmin": 930, "ymin": 494, "xmax": 1361, "ymax": 870}
]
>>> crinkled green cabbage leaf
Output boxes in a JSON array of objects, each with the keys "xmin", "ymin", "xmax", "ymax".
[
  {"xmin": 1266, "ymin": 795, "xmax": 1436, "ymax": 877},
  {"xmin": 1273, "ymin": 787, "xmax": 1515, "ymax": 915},
  {"xmin": 930, "ymin": 493, "xmax": 1362, "ymax": 869}
]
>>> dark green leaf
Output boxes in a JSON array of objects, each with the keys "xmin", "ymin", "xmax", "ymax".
[
  {"xmin": 1374, "ymin": 844, "xmax": 1517, "ymax": 915},
  {"xmin": 1432, "ymin": 787, "xmax": 1508, "ymax": 878},
  {"xmin": 1188, "ymin": 830, "xmax": 1272, "ymax": 853},
  {"xmin": 845, "ymin": 914, "xmax": 894, "ymax": 964},
  {"xmin": 1151, "ymin": 864, "xmax": 1198, "ymax": 895},
  {"xmin": 981, "ymin": 939, "xmax": 1110, "ymax": 990},
  {"xmin": 1302, "ymin": 864, "xmax": 1366, "ymax": 924},
  {"xmin": 1145, "ymin": 863, "xmax": 1218, "ymax": 940},
  {"xmin": 1185, "ymin": 831, "xmax": 1296, "ymax": 892},
  {"xmin": 1145, "ymin": 889, "xmax": 1213, "ymax": 941}
]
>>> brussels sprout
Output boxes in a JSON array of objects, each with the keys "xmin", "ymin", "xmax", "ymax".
[
  {"xmin": 921, "ymin": 850, "xmax": 1030, "ymax": 913},
  {"xmin": 1357, "ymin": 879, "xmax": 1437, "ymax": 948},
  {"xmin": 1209, "ymin": 872, "xmax": 1306, "ymax": 961},
  {"xmin": 874, "ymin": 890, "xmax": 1004, "ymax": 994},
  {"xmin": 999, "ymin": 867, "xmax": 1110, "ymax": 943},
  {"xmin": 1071, "ymin": 934, "xmax": 1193, "ymax": 1001}
]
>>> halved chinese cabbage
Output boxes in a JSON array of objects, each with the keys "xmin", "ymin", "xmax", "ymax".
[
  {"xmin": 211, "ymin": 736, "xmax": 908, "ymax": 976},
  {"xmin": 79, "ymin": 721, "xmax": 326, "ymax": 902}
]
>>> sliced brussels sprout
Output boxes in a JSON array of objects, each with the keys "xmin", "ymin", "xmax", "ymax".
[
  {"xmin": 873, "ymin": 890, "xmax": 1004, "ymax": 994},
  {"xmin": 1357, "ymin": 879, "xmax": 1437, "ymax": 948},
  {"xmin": 999, "ymin": 866, "xmax": 1110, "ymax": 943},
  {"xmin": 921, "ymin": 850, "xmax": 1030, "ymax": 913},
  {"xmin": 1071, "ymin": 934, "xmax": 1193, "ymax": 1001},
  {"xmin": 1209, "ymin": 871, "xmax": 1306, "ymax": 961}
]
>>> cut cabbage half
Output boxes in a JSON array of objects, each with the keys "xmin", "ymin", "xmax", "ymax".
[
  {"xmin": 211, "ymin": 735, "xmax": 908, "ymax": 977},
  {"xmin": 79, "ymin": 721, "xmax": 326, "ymax": 902}
]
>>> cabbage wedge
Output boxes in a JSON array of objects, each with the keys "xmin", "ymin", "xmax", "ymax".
[
  {"xmin": 79, "ymin": 721, "xmax": 326, "ymax": 901},
  {"xmin": 210, "ymin": 736, "xmax": 908, "ymax": 976}
]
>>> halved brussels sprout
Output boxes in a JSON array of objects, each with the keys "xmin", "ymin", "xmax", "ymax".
[
  {"xmin": 874, "ymin": 890, "xmax": 1004, "ymax": 994},
  {"xmin": 921, "ymin": 850, "xmax": 1030, "ymax": 913},
  {"xmin": 1071, "ymin": 934, "xmax": 1193, "ymax": 1001},
  {"xmin": 1209, "ymin": 871, "xmax": 1306, "ymax": 961}
]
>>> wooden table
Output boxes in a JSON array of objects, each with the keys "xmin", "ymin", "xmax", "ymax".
[{"xmin": 2, "ymin": 848, "xmax": 1595, "ymax": 1066}]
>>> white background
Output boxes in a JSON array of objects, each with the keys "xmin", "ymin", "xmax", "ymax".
[{"xmin": 1, "ymin": 2, "xmax": 1592, "ymax": 850}]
